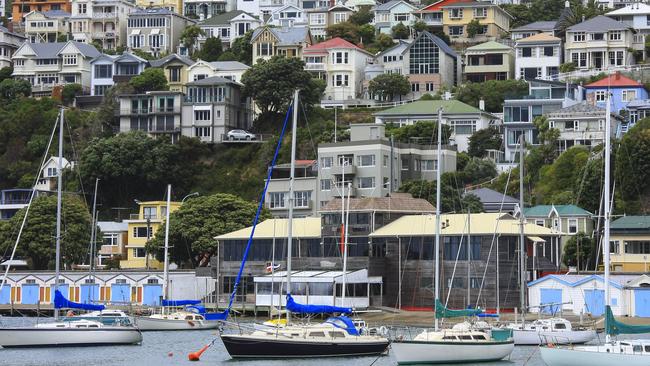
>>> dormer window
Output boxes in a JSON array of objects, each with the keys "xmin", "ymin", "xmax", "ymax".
[
  {"xmin": 609, "ymin": 31, "xmax": 621, "ymax": 41},
  {"xmin": 63, "ymin": 54, "xmax": 77, "ymax": 65}
]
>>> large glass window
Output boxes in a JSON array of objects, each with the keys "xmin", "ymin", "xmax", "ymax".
[
  {"xmin": 625, "ymin": 241, "xmax": 650, "ymax": 254},
  {"xmin": 94, "ymin": 64, "xmax": 112, "ymax": 78},
  {"xmin": 409, "ymin": 36, "xmax": 439, "ymax": 74}
]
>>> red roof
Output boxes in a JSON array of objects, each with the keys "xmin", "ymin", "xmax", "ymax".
[
  {"xmin": 416, "ymin": 0, "xmax": 471, "ymax": 12},
  {"xmin": 304, "ymin": 37, "xmax": 362, "ymax": 52},
  {"xmin": 586, "ymin": 72, "xmax": 644, "ymax": 88}
]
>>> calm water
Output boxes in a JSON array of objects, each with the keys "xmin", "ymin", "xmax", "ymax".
[{"xmin": 0, "ymin": 317, "xmax": 593, "ymax": 366}]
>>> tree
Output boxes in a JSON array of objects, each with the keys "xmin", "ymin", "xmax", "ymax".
[
  {"xmin": 0, "ymin": 195, "xmax": 92, "ymax": 269},
  {"xmin": 392, "ymin": 22, "xmax": 410, "ymax": 39},
  {"xmin": 459, "ymin": 157, "xmax": 498, "ymax": 185},
  {"xmin": 616, "ymin": 118, "xmax": 650, "ymax": 211},
  {"xmin": 231, "ymin": 30, "xmax": 254, "ymax": 65},
  {"xmin": 468, "ymin": 127, "xmax": 503, "ymax": 158},
  {"xmin": 348, "ymin": 5, "xmax": 374, "ymax": 25},
  {"xmin": 241, "ymin": 56, "xmax": 324, "ymax": 114},
  {"xmin": 0, "ymin": 67, "xmax": 13, "ymax": 82},
  {"xmin": 195, "ymin": 37, "xmax": 223, "ymax": 62},
  {"xmin": 326, "ymin": 22, "xmax": 361, "ymax": 44},
  {"xmin": 358, "ymin": 24, "xmax": 376, "ymax": 45},
  {"xmin": 466, "ymin": 19, "xmax": 483, "ymax": 38},
  {"xmin": 368, "ymin": 73, "xmax": 410, "ymax": 101},
  {"xmin": 146, "ymin": 194, "xmax": 269, "ymax": 267},
  {"xmin": 56, "ymin": 33, "xmax": 68, "ymax": 42},
  {"xmin": 180, "ymin": 25, "xmax": 206, "ymax": 56},
  {"xmin": 0, "ymin": 79, "xmax": 31, "ymax": 99},
  {"xmin": 95, "ymin": 82, "xmax": 135, "ymax": 133},
  {"xmin": 132, "ymin": 49, "xmax": 155, "ymax": 61},
  {"xmin": 534, "ymin": 146, "xmax": 590, "ymax": 204},
  {"xmin": 399, "ymin": 174, "xmax": 485, "ymax": 214},
  {"xmin": 129, "ymin": 68, "xmax": 169, "ymax": 93},
  {"xmin": 413, "ymin": 20, "xmax": 428, "ymax": 33},
  {"xmin": 455, "ymin": 79, "xmax": 529, "ymax": 112},
  {"xmin": 560, "ymin": 62, "xmax": 576, "ymax": 73},
  {"xmin": 61, "ymin": 83, "xmax": 83, "ymax": 106},
  {"xmin": 562, "ymin": 232, "xmax": 592, "ymax": 269},
  {"xmin": 368, "ymin": 33, "xmax": 395, "ymax": 53}
]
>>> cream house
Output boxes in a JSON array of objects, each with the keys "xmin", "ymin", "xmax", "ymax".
[
  {"xmin": 0, "ymin": 26, "xmax": 26, "ymax": 69},
  {"xmin": 251, "ymin": 26, "xmax": 312, "ymax": 64},
  {"xmin": 68, "ymin": 0, "xmax": 137, "ymax": 50},
  {"xmin": 24, "ymin": 10, "xmax": 70, "ymax": 43},
  {"xmin": 149, "ymin": 54, "xmax": 195, "ymax": 92},
  {"xmin": 126, "ymin": 7, "xmax": 196, "ymax": 57},
  {"xmin": 186, "ymin": 60, "xmax": 250, "ymax": 83}
]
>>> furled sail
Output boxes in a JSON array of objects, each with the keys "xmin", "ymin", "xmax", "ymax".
[
  {"xmin": 435, "ymin": 299, "xmax": 481, "ymax": 319},
  {"xmin": 606, "ymin": 305, "xmax": 650, "ymax": 336},
  {"xmin": 286, "ymin": 294, "xmax": 352, "ymax": 314},
  {"xmin": 161, "ymin": 299, "xmax": 201, "ymax": 307},
  {"xmin": 54, "ymin": 289, "xmax": 105, "ymax": 311}
]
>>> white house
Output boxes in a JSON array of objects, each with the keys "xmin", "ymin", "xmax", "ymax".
[
  {"xmin": 0, "ymin": 26, "xmax": 26, "ymax": 69},
  {"xmin": 515, "ymin": 33, "xmax": 562, "ymax": 80},
  {"xmin": 186, "ymin": 60, "xmax": 250, "ymax": 83},
  {"xmin": 267, "ymin": 4, "xmax": 307, "ymax": 27},
  {"xmin": 12, "ymin": 41, "xmax": 101, "ymax": 96},
  {"xmin": 302, "ymin": 37, "xmax": 373, "ymax": 103},
  {"xmin": 34, "ymin": 156, "xmax": 73, "ymax": 192},
  {"xmin": 250, "ymin": 26, "xmax": 312, "ymax": 64},
  {"xmin": 68, "ymin": 0, "xmax": 138, "ymax": 50},
  {"xmin": 373, "ymin": 0, "xmax": 417, "ymax": 34},
  {"xmin": 126, "ymin": 7, "xmax": 196, "ymax": 57},
  {"xmin": 23, "ymin": 10, "xmax": 70, "ymax": 43},
  {"xmin": 198, "ymin": 10, "xmax": 261, "ymax": 49},
  {"xmin": 90, "ymin": 52, "xmax": 149, "ymax": 96},
  {"xmin": 183, "ymin": 0, "xmax": 236, "ymax": 19}
]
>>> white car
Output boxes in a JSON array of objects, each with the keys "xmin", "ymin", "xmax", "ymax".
[{"xmin": 227, "ymin": 129, "xmax": 256, "ymax": 141}]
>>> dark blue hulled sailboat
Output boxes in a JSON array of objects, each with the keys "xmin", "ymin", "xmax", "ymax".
[{"xmin": 218, "ymin": 91, "xmax": 389, "ymax": 359}]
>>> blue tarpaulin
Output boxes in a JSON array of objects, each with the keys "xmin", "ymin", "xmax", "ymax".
[
  {"xmin": 286, "ymin": 294, "xmax": 352, "ymax": 314},
  {"xmin": 324, "ymin": 316, "xmax": 359, "ymax": 335},
  {"xmin": 54, "ymin": 289, "xmax": 105, "ymax": 311},
  {"xmin": 204, "ymin": 311, "xmax": 228, "ymax": 320},
  {"xmin": 161, "ymin": 299, "xmax": 201, "ymax": 307}
]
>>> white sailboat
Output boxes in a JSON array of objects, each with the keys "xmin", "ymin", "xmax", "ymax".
[
  {"xmin": 0, "ymin": 107, "xmax": 142, "ymax": 348},
  {"xmin": 504, "ymin": 138, "xmax": 596, "ymax": 345},
  {"xmin": 390, "ymin": 108, "xmax": 515, "ymax": 365},
  {"xmin": 220, "ymin": 90, "xmax": 389, "ymax": 358},
  {"xmin": 134, "ymin": 185, "xmax": 220, "ymax": 331},
  {"xmin": 540, "ymin": 83, "xmax": 650, "ymax": 365}
]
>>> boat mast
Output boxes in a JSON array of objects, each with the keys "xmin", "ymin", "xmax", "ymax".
[
  {"xmin": 89, "ymin": 178, "xmax": 99, "ymax": 281},
  {"xmin": 54, "ymin": 107, "xmax": 64, "ymax": 321},
  {"xmin": 163, "ymin": 184, "xmax": 171, "ymax": 301},
  {"xmin": 519, "ymin": 134, "xmax": 526, "ymax": 322},
  {"xmin": 342, "ymin": 182, "xmax": 351, "ymax": 306},
  {"xmin": 603, "ymin": 91, "xmax": 612, "ymax": 343},
  {"xmin": 434, "ymin": 107, "xmax": 442, "ymax": 331},
  {"xmin": 286, "ymin": 89, "xmax": 299, "ymax": 324},
  {"xmin": 467, "ymin": 208, "xmax": 471, "ymax": 308}
]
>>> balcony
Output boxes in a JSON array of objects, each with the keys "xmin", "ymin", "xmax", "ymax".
[
  {"xmin": 93, "ymin": 31, "xmax": 117, "ymax": 39},
  {"xmin": 305, "ymin": 63, "xmax": 325, "ymax": 71},
  {"xmin": 129, "ymin": 213, "xmax": 158, "ymax": 220},
  {"xmin": 332, "ymin": 184, "xmax": 356, "ymax": 198},
  {"xmin": 112, "ymin": 74, "xmax": 135, "ymax": 83},
  {"xmin": 94, "ymin": 12, "xmax": 117, "ymax": 19},
  {"xmin": 331, "ymin": 164, "xmax": 356, "ymax": 176}
]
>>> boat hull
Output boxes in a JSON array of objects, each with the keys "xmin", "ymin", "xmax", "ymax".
[
  {"xmin": 0, "ymin": 328, "xmax": 142, "ymax": 348},
  {"xmin": 134, "ymin": 316, "xmax": 220, "ymax": 331},
  {"xmin": 540, "ymin": 346, "xmax": 650, "ymax": 366},
  {"xmin": 220, "ymin": 334, "xmax": 389, "ymax": 358},
  {"xmin": 391, "ymin": 340, "xmax": 515, "ymax": 365},
  {"xmin": 512, "ymin": 329, "xmax": 596, "ymax": 345}
]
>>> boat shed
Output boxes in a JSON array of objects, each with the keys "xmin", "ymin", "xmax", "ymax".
[
  {"xmin": 527, "ymin": 274, "xmax": 650, "ymax": 317},
  {"xmin": 254, "ymin": 269, "xmax": 382, "ymax": 309}
]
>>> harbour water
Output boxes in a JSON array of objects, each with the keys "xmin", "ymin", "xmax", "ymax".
[{"xmin": 0, "ymin": 317, "xmax": 639, "ymax": 366}]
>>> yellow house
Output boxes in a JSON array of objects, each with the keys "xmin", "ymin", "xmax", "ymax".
[
  {"xmin": 149, "ymin": 54, "xmax": 196, "ymax": 93},
  {"xmin": 120, "ymin": 200, "xmax": 181, "ymax": 269},
  {"xmin": 610, "ymin": 216, "xmax": 650, "ymax": 272},
  {"xmin": 135, "ymin": 0, "xmax": 183, "ymax": 14},
  {"xmin": 441, "ymin": 1, "xmax": 512, "ymax": 43}
]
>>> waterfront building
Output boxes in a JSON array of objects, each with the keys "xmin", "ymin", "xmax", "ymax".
[
  {"xmin": 97, "ymin": 221, "xmax": 128, "ymax": 268},
  {"xmin": 149, "ymin": 53, "xmax": 195, "ymax": 92},
  {"xmin": 90, "ymin": 52, "xmax": 149, "ymax": 96},
  {"xmin": 126, "ymin": 8, "xmax": 196, "ymax": 57},
  {"xmin": 265, "ymin": 159, "xmax": 319, "ymax": 218},
  {"xmin": 514, "ymin": 33, "xmax": 562, "ymax": 80},
  {"xmin": 0, "ymin": 26, "xmax": 27, "ymax": 69},
  {"xmin": 463, "ymin": 41, "xmax": 514, "ymax": 82},
  {"xmin": 441, "ymin": 0, "xmax": 512, "ymax": 43},
  {"xmin": 23, "ymin": 10, "xmax": 71, "ymax": 43},
  {"xmin": 524, "ymin": 204, "xmax": 594, "ymax": 252},
  {"xmin": 250, "ymin": 26, "xmax": 312, "ymax": 64},
  {"xmin": 120, "ymin": 200, "xmax": 181, "ymax": 270},
  {"xmin": 610, "ymin": 216, "xmax": 650, "ymax": 272}
]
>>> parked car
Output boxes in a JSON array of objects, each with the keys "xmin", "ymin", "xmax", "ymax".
[{"xmin": 227, "ymin": 129, "xmax": 256, "ymax": 141}]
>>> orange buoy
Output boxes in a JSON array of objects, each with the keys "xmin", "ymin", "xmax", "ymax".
[{"xmin": 188, "ymin": 345, "xmax": 210, "ymax": 361}]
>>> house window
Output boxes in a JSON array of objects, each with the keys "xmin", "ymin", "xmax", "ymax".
[
  {"xmin": 624, "ymin": 241, "xmax": 650, "ymax": 254},
  {"xmin": 449, "ymin": 8, "xmax": 463, "ymax": 19},
  {"xmin": 543, "ymin": 46, "xmax": 555, "ymax": 57},
  {"xmin": 357, "ymin": 177, "xmax": 375, "ymax": 189},
  {"xmin": 133, "ymin": 248, "xmax": 146, "ymax": 258},
  {"xmin": 535, "ymin": 219, "xmax": 545, "ymax": 227},
  {"xmin": 269, "ymin": 192, "xmax": 286, "ymax": 209},
  {"xmin": 143, "ymin": 206, "xmax": 156, "ymax": 219},
  {"xmin": 609, "ymin": 31, "xmax": 621, "ymax": 41},
  {"xmin": 94, "ymin": 64, "xmax": 112, "ymax": 78},
  {"xmin": 608, "ymin": 51, "xmax": 624, "ymax": 66},
  {"xmin": 320, "ymin": 179, "xmax": 331, "ymax": 191},
  {"xmin": 450, "ymin": 120, "xmax": 476, "ymax": 134},
  {"xmin": 594, "ymin": 90, "xmax": 607, "ymax": 102},
  {"xmin": 334, "ymin": 12, "xmax": 348, "ymax": 23},
  {"xmin": 474, "ymin": 8, "xmax": 487, "ymax": 17},
  {"xmin": 420, "ymin": 160, "xmax": 436, "ymax": 171},
  {"xmin": 411, "ymin": 83, "xmax": 419, "ymax": 92},
  {"xmin": 94, "ymin": 85, "xmax": 109, "ymax": 95},
  {"xmin": 78, "ymin": 3, "xmax": 86, "ymax": 13},
  {"xmin": 332, "ymin": 74, "xmax": 349, "ymax": 87},
  {"xmin": 259, "ymin": 42, "xmax": 273, "ymax": 56},
  {"xmin": 63, "ymin": 55, "xmax": 77, "ymax": 65},
  {"xmin": 571, "ymin": 52, "xmax": 587, "ymax": 68},
  {"xmin": 447, "ymin": 278, "xmax": 464, "ymax": 288},
  {"xmin": 448, "ymin": 26, "xmax": 464, "ymax": 36},
  {"xmin": 320, "ymin": 157, "xmax": 333, "ymax": 168},
  {"xmin": 149, "ymin": 34, "xmax": 165, "ymax": 49},
  {"xmin": 591, "ymin": 33, "xmax": 604, "ymax": 41},
  {"xmin": 357, "ymin": 154, "xmax": 375, "ymax": 167},
  {"xmin": 294, "ymin": 191, "xmax": 311, "ymax": 208},
  {"xmin": 195, "ymin": 127, "xmax": 211, "ymax": 137},
  {"xmin": 568, "ymin": 219, "xmax": 578, "ymax": 234},
  {"xmin": 599, "ymin": 120, "xmax": 604, "ymax": 131},
  {"xmin": 169, "ymin": 67, "xmax": 181, "ymax": 82},
  {"xmin": 622, "ymin": 89, "xmax": 636, "ymax": 102},
  {"xmin": 401, "ymin": 158, "xmax": 409, "ymax": 171},
  {"xmin": 133, "ymin": 227, "xmax": 153, "ymax": 238},
  {"xmin": 129, "ymin": 35, "xmax": 143, "ymax": 48},
  {"xmin": 194, "ymin": 110, "xmax": 211, "ymax": 121},
  {"xmin": 573, "ymin": 32, "xmax": 586, "ymax": 42},
  {"xmin": 573, "ymin": 120, "xmax": 580, "ymax": 131},
  {"xmin": 610, "ymin": 241, "xmax": 619, "ymax": 254},
  {"xmin": 310, "ymin": 13, "xmax": 325, "ymax": 25},
  {"xmin": 521, "ymin": 47, "xmax": 533, "ymax": 57},
  {"xmin": 426, "ymin": 82, "xmax": 435, "ymax": 92},
  {"xmin": 333, "ymin": 51, "xmax": 349, "ymax": 64},
  {"xmin": 14, "ymin": 59, "xmax": 24, "ymax": 66}
]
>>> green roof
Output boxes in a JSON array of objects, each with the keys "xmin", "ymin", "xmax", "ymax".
[
  {"xmin": 611, "ymin": 216, "xmax": 650, "ymax": 231},
  {"xmin": 524, "ymin": 205, "xmax": 592, "ymax": 217},
  {"xmin": 199, "ymin": 10, "xmax": 256, "ymax": 26},
  {"xmin": 466, "ymin": 41, "xmax": 512, "ymax": 52},
  {"xmin": 374, "ymin": 100, "xmax": 486, "ymax": 116}
]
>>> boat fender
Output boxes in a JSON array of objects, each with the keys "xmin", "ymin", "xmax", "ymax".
[
  {"xmin": 379, "ymin": 326, "xmax": 389, "ymax": 336},
  {"xmin": 547, "ymin": 343, "xmax": 554, "ymax": 348},
  {"xmin": 188, "ymin": 320, "xmax": 195, "ymax": 327}
]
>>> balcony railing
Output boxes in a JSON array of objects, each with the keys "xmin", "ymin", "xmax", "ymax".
[
  {"xmin": 331, "ymin": 164, "xmax": 356, "ymax": 176},
  {"xmin": 129, "ymin": 214, "xmax": 157, "ymax": 220},
  {"xmin": 93, "ymin": 31, "xmax": 116, "ymax": 39},
  {"xmin": 94, "ymin": 12, "xmax": 117, "ymax": 18},
  {"xmin": 305, "ymin": 63, "xmax": 325, "ymax": 71}
]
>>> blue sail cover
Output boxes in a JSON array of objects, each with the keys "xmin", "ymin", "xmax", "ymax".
[
  {"xmin": 286, "ymin": 294, "xmax": 352, "ymax": 314},
  {"xmin": 161, "ymin": 299, "xmax": 201, "ymax": 306},
  {"xmin": 324, "ymin": 316, "xmax": 359, "ymax": 336},
  {"xmin": 54, "ymin": 290, "xmax": 105, "ymax": 311}
]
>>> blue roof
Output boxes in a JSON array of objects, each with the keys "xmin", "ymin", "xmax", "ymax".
[{"xmin": 528, "ymin": 274, "xmax": 624, "ymax": 289}]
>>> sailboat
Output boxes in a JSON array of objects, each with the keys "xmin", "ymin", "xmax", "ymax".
[
  {"xmin": 0, "ymin": 107, "xmax": 142, "ymax": 348},
  {"xmin": 390, "ymin": 108, "xmax": 515, "ymax": 365},
  {"xmin": 134, "ymin": 185, "xmax": 220, "ymax": 331},
  {"xmin": 540, "ymin": 85, "xmax": 650, "ymax": 366},
  {"xmin": 503, "ymin": 137, "xmax": 596, "ymax": 345},
  {"xmin": 219, "ymin": 90, "xmax": 389, "ymax": 358}
]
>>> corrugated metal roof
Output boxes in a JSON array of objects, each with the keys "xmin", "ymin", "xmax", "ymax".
[
  {"xmin": 149, "ymin": 53, "xmax": 195, "ymax": 67},
  {"xmin": 252, "ymin": 26, "xmax": 310, "ymax": 46},
  {"xmin": 374, "ymin": 100, "xmax": 486, "ymax": 116},
  {"xmin": 516, "ymin": 33, "xmax": 561, "ymax": 43},
  {"xmin": 524, "ymin": 205, "xmax": 592, "ymax": 217},
  {"xmin": 369, "ymin": 212, "xmax": 563, "ymax": 237},
  {"xmin": 207, "ymin": 61, "xmax": 250, "ymax": 71},
  {"xmin": 511, "ymin": 21, "xmax": 558, "ymax": 32},
  {"xmin": 567, "ymin": 15, "xmax": 629, "ymax": 32},
  {"xmin": 320, "ymin": 193, "xmax": 434, "ymax": 213},
  {"xmin": 466, "ymin": 41, "xmax": 512, "ymax": 52},
  {"xmin": 611, "ymin": 216, "xmax": 650, "ymax": 230},
  {"xmin": 465, "ymin": 188, "xmax": 518, "ymax": 204},
  {"xmin": 215, "ymin": 217, "xmax": 322, "ymax": 240},
  {"xmin": 97, "ymin": 221, "xmax": 128, "ymax": 232}
]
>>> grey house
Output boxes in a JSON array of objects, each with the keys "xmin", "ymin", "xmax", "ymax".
[
  {"xmin": 464, "ymin": 187, "xmax": 519, "ymax": 213},
  {"xmin": 126, "ymin": 8, "xmax": 196, "ymax": 57}
]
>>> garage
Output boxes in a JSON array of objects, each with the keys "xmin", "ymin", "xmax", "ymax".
[
  {"xmin": 584, "ymin": 289, "xmax": 605, "ymax": 316},
  {"xmin": 540, "ymin": 288, "xmax": 562, "ymax": 314},
  {"xmin": 635, "ymin": 289, "xmax": 650, "ymax": 317},
  {"xmin": 80, "ymin": 283, "xmax": 100, "ymax": 304},
  {"xmin": 143, "ymin": 284, "xmax": 162, "ymax": 306},
  {"xmin": 0, "ymin": 285, "xmax": 10, "ymax": 304},
  {"xmin": 111, "ymin": 283, "xmax": 131, "ymax": 303},
  {"xmin": 21, "ymin": 284, "xmax": 39, "ymax": 304}
]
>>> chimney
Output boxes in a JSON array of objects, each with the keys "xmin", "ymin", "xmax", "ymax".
[
  {"xmin": 615, "ymin": 71, "xmax": 621, "ymax": 80},
  {"xmin": 582, "ymin": 15, "xmax": 585, "ymax": 22},
  {"xmin": 565, "ymin": 0, "xmax": 569, "ymax": 7},
  {"xmin": 479, "ymin": 99, "xmax": 485, "ymax": 111},
  {"xmin": 199, "ymin": 13, "xmax": 205, "ymax": 21}
]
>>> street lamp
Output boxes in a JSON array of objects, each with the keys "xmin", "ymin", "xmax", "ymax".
[{"xmin": 182, "ymin": 192, "xmax": 199, "ymax": 203}]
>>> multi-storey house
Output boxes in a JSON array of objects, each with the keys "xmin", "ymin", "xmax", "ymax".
[
  {"xmin": 24, "ymin": 10, "xmax": 70, "ymax": 43},
  {"xmin": 69, "ymin": 0, "xmax": 137, "ymax": 50},
  {"xmin": 186, "ymin": 60, "xmax": 250, "ymax": 83},
  {"xmin": 0, "ymin": 26, "xmax": 27, "ymax": 69},
  {"xmin": 90, "ymin": 52, "xmax": 148, "ymax": 96},
  {"xmin": 584, "ymin": 72, "xmax": 648, "ymax": 113},
  {"xmin": 373, "ymin": 0, "xmax": 417, "ymax": 34},
  {"xmin": 441, "ymin": 1, "xmax": 512, "ymax": 43},
  {"xmin": 149, "ymin": 54, "xmax": 195, "ymax": 92},
  {"xmin": 183, "ymin": 0, "xmax": 236, "ymax": 19},
  {"xmin": 510, "ymin": 20, "xmax": 560, "ymax": 40},
  {"xmin": 303, "ymin": 37, "xmax": 373, "ymax": 104},
  {"xmin": 197, "ymin": 10, "xmax": 261, "ymax": 49},
  {"xmin": 514, "ymin": 33, "xmax": 562, "ymax": 80},
  {"xmin": 116, "ymin": 91, "xmax": 184, "ymax": 141},
  {"xmin": 126, "ymin": 8, "xmax": 196, "ymax": 57},
  {"xmin": 267, "ymin": 4, "xmax": 307, "ymax": 27},
  {"xmin": 250, "ymin": 26, "xmax": 312, "ymax": 64},
  {"xmin": 12, "ymin": 0, "xmax": 71, "ymax": 27},
  {"xmin": 463, "ymin": 41, "xmax": 514, "ymax": 82}
]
